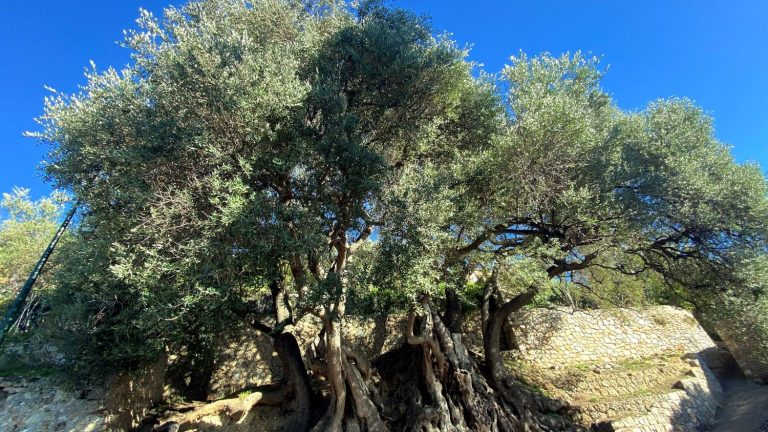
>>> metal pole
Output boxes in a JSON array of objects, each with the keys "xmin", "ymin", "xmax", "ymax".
[{"xmin": 0, "ymin": 202, "xmax": 78, "ymax": 346}]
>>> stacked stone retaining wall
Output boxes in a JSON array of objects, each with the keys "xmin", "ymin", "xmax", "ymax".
[
  {"xmin": 607, "ymin": 355, "xmax": 722, "ymax": 432},
  {"xmin": 504, "ymin": 306, "xmax": 722, "ymax": 432},
  {"xmin": 718, "ymin": 325, "xmax": 768, "ymax": 383},
  {"xmin": 509, "ymin": 306, "xmax": 717, "ymax": 368}
]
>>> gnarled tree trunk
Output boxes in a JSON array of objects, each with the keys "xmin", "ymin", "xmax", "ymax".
[
  {"xmin": 275, "ymin": 331, "xmax": 314, "ymax": 432},
  {"xmin": 311, "ymin": 310, "xmax": 391, "ymax": 432},
  {"xmin": 369, "ymin": 294, "xmax": 583, "ymax": 432},
  {"xmin": 483, "ymin": 288, "xmax": 537, "ymax": 389},
  {"xmin": 369, "ymin": 297, "xmax": 523, "ymax": 432}
]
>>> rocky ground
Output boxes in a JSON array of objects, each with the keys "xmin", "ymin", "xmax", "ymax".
[
  {"xmin": 0, "ymin": 375, "xmax": 289, "ymax": 432},
  {"xmin": 0, "ymin": 377, "xmax": 105, "ymax": 432}
]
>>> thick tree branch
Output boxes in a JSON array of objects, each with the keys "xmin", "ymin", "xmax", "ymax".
[
  {"xmin": 405, "ymin": 298, "xmax": 446, "ymax": 376},
  {"xmin": 547, "ymin": 251, "xmax": 599, "ymax": 278}
]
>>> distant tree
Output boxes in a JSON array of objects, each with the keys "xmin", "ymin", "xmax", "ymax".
[
  {"xmin": 0, "ymin": 188, "xmax": 68, "ymax": 310},
  {"xmin": 31, "ymin": 1, "xmax": 768, "ymax": 431}
]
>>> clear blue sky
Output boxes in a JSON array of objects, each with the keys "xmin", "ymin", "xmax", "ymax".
[{"xmin": 2, "ymin": 0, "xmax": 767, "ymax": 206}]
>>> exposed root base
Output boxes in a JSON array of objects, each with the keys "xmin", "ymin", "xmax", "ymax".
[
  {"xmin": 315, "ymin": 313, "xmax": 587, "ymax": 432},
  {"xmin": 153, "ymin": 386, "xmax": 284, "ymax": 431},
  {"xmin": 146, "ymin": 328, "xmax": 586, "ymax": 432}
]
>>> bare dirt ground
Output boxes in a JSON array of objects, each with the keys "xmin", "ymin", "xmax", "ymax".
[{"xmin": 708, "ymin": 376, "xmax": 768, "ymax": 432}]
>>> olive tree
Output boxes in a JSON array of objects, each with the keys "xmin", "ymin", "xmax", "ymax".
[
  {"xmin": 433, "ymin": 53, "xmax": 768, "ymax": 395},
  {"xmin": 35, "ymin": 0, "xmax": 505, "ymax": 430},
  {"xmin": 32, "ymin": 1, "xmax": 768, "ymax": 431}
]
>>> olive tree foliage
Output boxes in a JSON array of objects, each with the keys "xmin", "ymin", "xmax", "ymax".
[
  {"xmin": 698, "ymin": 251, "xmax": 768, "ymax": 362},
  {"xmin": 36, "ymin": 0, "xmax": 333, "ymax": 368},
  {"xmin": 445, "ymin": 53, "xmax": 768, "ymax": 285}
]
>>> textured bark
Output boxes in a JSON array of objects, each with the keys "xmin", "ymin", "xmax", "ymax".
[
  {"xmin": 343, "ymin": 355, "xmax": 390, "ymax": 432},
  {"xmin": 369, "ymin": 297, "xmax": 588, "ymax": 432},
  {"xmin": 312, "ymin": 314, "xmax": 347, "ymax": 432},
  {"xmin": 483, "ymin": 289, "xmax": 537, "ymax": 387},
  {"xmin": 311, "ymin": 323, "xmax": 391, "ymax": 432},
  {"xmin": 372, "ymin": 299, "xmax": 524, "ymax": 432},
  {"xmin": 405, "ymin": 308, "xmax": 445, "ymax": 375},
  {"xmin": 164, "ymin": 275, "xmax": 580, "ymax": 432},
  {"xmin": 376, "ymin": 319, "xmax": 518, "ymax": 431},
  {"xmin": 156, "ymin": 305, "xmax": 583, "ymax": 432},
  {"xmin": 276, "ymin": 332, "xmax": 314, "ymax": 432},
  {"xmin": 493, "ymin": 290, "xmax": 521, "ymax": 351},
  {"xmin": 270, "ymin": 280, "xmax": 293, "ymax": 330}
]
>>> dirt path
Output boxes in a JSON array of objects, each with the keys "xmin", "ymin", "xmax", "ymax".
[{"xmin": 708, "ymin": 377, "xmax": 768, "ymax": 432}]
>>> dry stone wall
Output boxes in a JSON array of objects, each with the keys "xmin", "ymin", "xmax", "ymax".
[
  {"xmin": 105, "ymin": 358, "xmax": 167, "ymax": 430},
  {"xmin": 560, "ymin": 356, "xmax": 691, "ymax": 402},
  {"xmin": 523, "ymin": 353, "xmax": 722, "ymax": 431},
  {"xmin": 607, "ymin": 355, "xmax": 722, "ymax": 432},
  {"xmin": 505, "ymin": 306, "xmax": 723, "ymax": 432},
  {"xmin": 718, "ymin": 325, "xmax": 768, "ymax": 383},
  {"xmin": 510, "ymin": 306, "xmax": 717, "ymax": 368}
]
